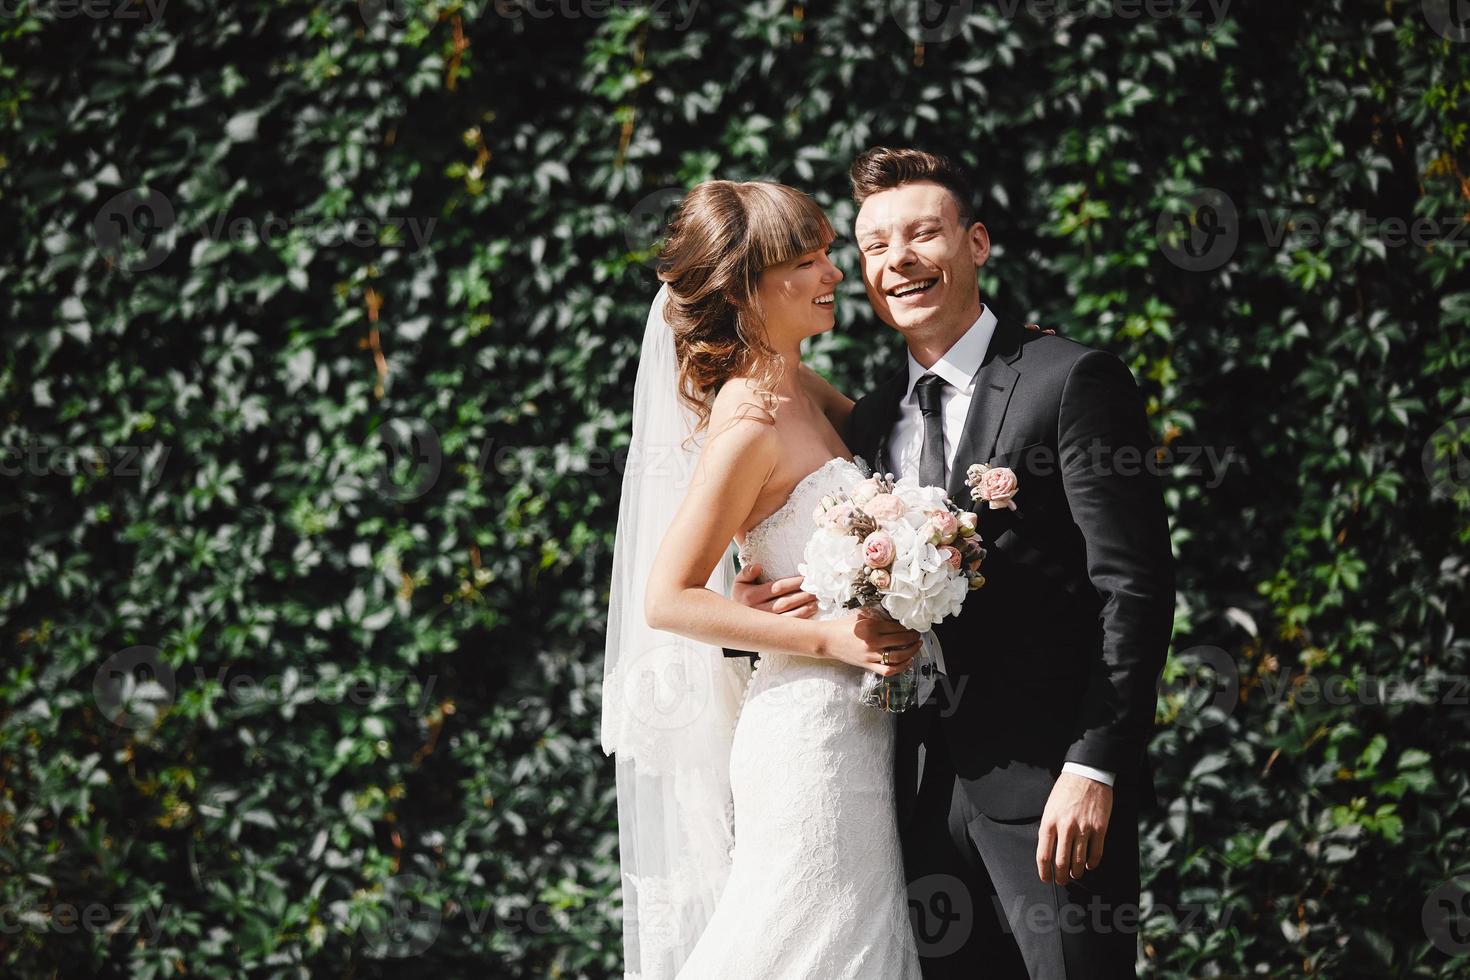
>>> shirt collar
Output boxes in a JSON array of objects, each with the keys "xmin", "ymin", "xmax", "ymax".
[{"xmin": 903, "ymin": 304, "xmax": 998, "ymax": 402}]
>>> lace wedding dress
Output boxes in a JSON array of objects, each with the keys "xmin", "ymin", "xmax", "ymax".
[{"xmin": 674, "ymin": 456, "xmax": 923, "ymax": 979}]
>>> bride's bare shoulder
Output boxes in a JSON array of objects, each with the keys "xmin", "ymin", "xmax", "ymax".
[
  {"xmin": 701, "ymin": 382, "xmax": 781, "ymax": 497},
  {"xmin": 710, "ymin": 377, "xmax": 778, "ymax": 430}
]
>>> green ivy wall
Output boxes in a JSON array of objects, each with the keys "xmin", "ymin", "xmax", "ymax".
[{"xmin": 2, "ymin": 1, "xmax": 1468, "ymax": 976}]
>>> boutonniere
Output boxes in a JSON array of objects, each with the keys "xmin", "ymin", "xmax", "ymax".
[{"xmin": 965, "ymin": 463, "xmax": 1019, "ymax": 511}]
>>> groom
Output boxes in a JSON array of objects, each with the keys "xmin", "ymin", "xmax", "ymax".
[{"xmin": 735, "ymin": 146, "xmax": 1174, "ymax": 978}]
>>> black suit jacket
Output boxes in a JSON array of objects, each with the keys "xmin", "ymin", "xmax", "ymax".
[{"xmin": 846, "ymin": 314, "xmax": 1175, "ymax": 823}]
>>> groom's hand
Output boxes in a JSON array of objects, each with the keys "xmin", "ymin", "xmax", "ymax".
[
  {"xmin": 1036, "ymin": 772, "xmax": 1113, "ymax": 884},
  {"xmin": 732, "ymin": 562, "xmax": 818, "ymax": 618}
]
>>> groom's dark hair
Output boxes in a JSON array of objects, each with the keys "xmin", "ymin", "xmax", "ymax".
[{"xmin": 849, "ymin": 146, "xmax": 977, "ymax": 227}]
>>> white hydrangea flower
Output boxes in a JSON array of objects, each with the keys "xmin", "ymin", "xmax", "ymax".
[
  {"xmin": 890, "ymin": 475, "xmax": 949, "ymax": 514},
  {"xmin": 876, "ymin": 517, "xmax": 968, "ymax": 631},
  {"xmin": 798, "ymin": 528, "xmax": 865, "ymax": 611}
]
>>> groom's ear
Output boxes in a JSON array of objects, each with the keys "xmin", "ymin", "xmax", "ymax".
[{"xmin": 968, "ymin": 220, "xmax": 991, "ymax": 269}]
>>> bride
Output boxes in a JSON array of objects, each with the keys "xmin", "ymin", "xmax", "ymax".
[{"xmin": 601, "ymin": 180, "xmax": 925, "ymax": 979}]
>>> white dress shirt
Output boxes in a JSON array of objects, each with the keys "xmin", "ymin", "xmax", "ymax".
[{"xmin": 885, "ymin": 306, "xmax": 1115, "ymax": 789}]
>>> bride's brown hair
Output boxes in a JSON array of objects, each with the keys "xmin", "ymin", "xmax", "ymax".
[{"xmin": 656, "ymin": 180, "xmax": 835, "ymax": 439}]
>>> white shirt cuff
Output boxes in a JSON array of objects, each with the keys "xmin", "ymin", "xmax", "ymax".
[{"xmin": 1061, "ymin": 762, "xmax": 1115, "ymax": 787}]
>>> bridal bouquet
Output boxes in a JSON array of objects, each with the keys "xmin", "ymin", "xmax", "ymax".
[{"xmin": 798, "ymin": 470, "xmax": 987, "ymax": 712}]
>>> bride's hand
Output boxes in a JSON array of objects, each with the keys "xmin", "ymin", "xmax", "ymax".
[{"xmin": 823, "ymin": 608, "xmax": 922, "ymax": 676}]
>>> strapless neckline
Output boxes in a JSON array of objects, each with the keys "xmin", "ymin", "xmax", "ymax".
[
  {"xmin": 742, "ymin": 456, "xmax": 850, "ymax": 538},
  {"xmin": 736, "ymin": 456, "xmax": 861, "ymax": 567}
]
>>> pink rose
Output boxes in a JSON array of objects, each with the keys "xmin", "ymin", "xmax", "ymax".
[
  {"xmin": 972, "ymin": 466, "xmax": 1018, "ymax": 510},
  {"xmin": 930, "ymin": 510, "xmax": 959, "ymax": 543},
  {"xmin": 868, "ymin": 568, "xmax": 892, "ymax": 590},
  {"xmin": 939, "ymin": 545, "xmax": 963, "ymax": 571},
  {"xmin": 862, "ymin": 493, "xmax": 906, "ymax": 522},
  {"xmin": 959, "ymin": 511, "xmax": 979, "ymax": 533},
  {"xmin": 824, "ymin": 501, "xmax": 854, "ymax": 530},
  {"xmin": 862, "ymin": 530, "xmax": 896, "ymax": 568}
]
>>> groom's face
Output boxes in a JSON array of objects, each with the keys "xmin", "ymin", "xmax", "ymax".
[{"xmin": 854, "ymin": 181, "xmax": 988, "ymax": 335}]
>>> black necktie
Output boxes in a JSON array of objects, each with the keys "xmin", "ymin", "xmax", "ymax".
[{"xmin": 913, "ymin": 374, "xmax": 948, "ymax": 489}]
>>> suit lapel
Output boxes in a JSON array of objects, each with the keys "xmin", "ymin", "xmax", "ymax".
[
  {"xmin": 862, "ymin": 315, "xmax": 1028, "ymax": 537},
  {"xmin": 945, "ymin": 315, "xmax": 1025, "ymax": 506}
]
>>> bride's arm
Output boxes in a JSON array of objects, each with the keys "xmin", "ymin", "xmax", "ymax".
[{"xmin": 643, "ymin": 405, "xmax": 919, "ymax": 673}]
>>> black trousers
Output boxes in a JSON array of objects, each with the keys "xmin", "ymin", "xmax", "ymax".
[{"xmin": 900, "ymin": 715, "xmax": 1141, "ymax": 980}]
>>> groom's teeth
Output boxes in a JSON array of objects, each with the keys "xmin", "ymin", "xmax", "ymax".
[
  {"xmin": 814, "ymin": 294, "xmax": 834, "ymax": 305},
  {"xmin": 889, "ymin": 279, "xmax": 937, "ymax": 297}
]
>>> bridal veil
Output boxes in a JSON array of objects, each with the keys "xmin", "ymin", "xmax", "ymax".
[{"xmin": 600, "ymin": 285, "xmax": 751, "ymax": 979}]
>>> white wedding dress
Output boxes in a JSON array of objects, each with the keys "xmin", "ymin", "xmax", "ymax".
[{"xmin": 675, "ymin": 456, "xmax": 923, "ymax": 979}]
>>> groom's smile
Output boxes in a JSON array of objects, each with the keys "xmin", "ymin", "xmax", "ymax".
[{"xmin": 885, "ymin": 278, "xmax": 938, "ymax": 301}]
